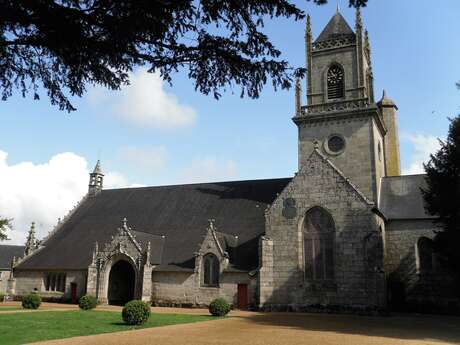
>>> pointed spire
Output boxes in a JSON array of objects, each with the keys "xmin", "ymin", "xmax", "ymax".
[
  {"xmin": 355, "ymin": 7, "xmax": 363, "ymax": 31},
  {"xmin": 305, "ymin": 14, "xmax": 312, "ymax": 38},
  {"xmin": 364, "ymin": 29, "xmax": 371, "ymax": 59},
  {"xmin": 378, "ymin": 89, "xmax": 397, "ymax": 108},
  {"xmin": 93, "ymin": 160, "xmax": 102, "ymax": 174},
  {"xmin": 88, "ymin": 160, "xmax": 104, "ymax": 196},
  {"xmin": 337, "ymin": 2, "xmax": 341, "ymax": 13},
  {"xmin": 295, "ymin": 78, "xmax": 302, "ymax": 116},
  {"xmin": 24, "ymin": 222, "xmax": 38, "ymax": 256}
]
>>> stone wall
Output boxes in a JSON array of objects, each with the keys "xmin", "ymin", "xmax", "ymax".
[
  {"xmin": 0, "ymin": 270, "xmax": 10, "ymax": 294},
  {"xmin": 297, "ymin": 113, "xmax": 381, "ymax": 202},
  {"xmin": 13, "ymin": 270, "xmax": 86, "ymax": 301},
  {"xmin": 261, "ymin": 150, "xmax": 385, "ymax": 311},
  {"xmin": 385, "ymin": 219, "xmax": 459, "ymax": 312},
  {"xmin": 152, "ymin": 271, "xmax": 256, "ymax": 308}
]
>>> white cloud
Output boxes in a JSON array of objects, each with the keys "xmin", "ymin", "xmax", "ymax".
[
  {"xmin": 118, "ymin": 146, "xmax": 167, "ymax": 172},
  {"xmin": 402, "ymin": 133, "xmax": 442, "ymax": 175},
  {"xmin": 0, "ymin": 150, "xmax": 134, "ymax": 245},
  {"xmin": 90, "ymin": 68, "xmax": 196, "ymax": 129},
  {"xmin": 179, "ymin": 157, "xmax": 238, "ymax": 184}
]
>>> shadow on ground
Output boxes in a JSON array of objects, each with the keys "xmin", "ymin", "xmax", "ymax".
[{"xmin": 242, "ymin": 312, "xmax": 460, "ymax": 344}]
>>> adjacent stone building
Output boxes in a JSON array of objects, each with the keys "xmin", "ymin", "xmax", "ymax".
[{"xmin": 5, "ymin": 9, "xmax": 458, "ymax": 312}]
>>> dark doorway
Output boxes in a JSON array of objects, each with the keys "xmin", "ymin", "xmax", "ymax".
[
  {"xmin": 237, "ymin": 284, "xmax": 248, "ymax": 310},
  {"xmin": 71, "ymin": 283, "xmax": 77, "ymax": 304},
  {"xmin": 108, "ymin": 260, "xmax": 135, "ymax": 305}
]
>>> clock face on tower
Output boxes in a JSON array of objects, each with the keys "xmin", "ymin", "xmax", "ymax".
[
  {"xmin": 327, "ymin": 66, "xmax": 344, "ymax": 85},
  {"xmin": 327, "ymin": 65, "xmax": 345, "ymax": 99}
]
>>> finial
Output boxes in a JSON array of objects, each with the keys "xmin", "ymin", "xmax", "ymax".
[
  {"xmin": 355, "ymin": 7, "xmax": 363, "ymax": 30},
  {"xmin": 30, "ymin": 222, "xmax": 35, "ymax": 231},
  {"xmin": 208, "ymin": 218, "xmax": 216, "ymax": 231},
  {"xmin": 337, "ymin": 2, "xmax": 340, "ymax": 13},
  {"xmin": 313, "ymin": 140, "xmax": 320, "ymax": 150},
  {"xmin": 295, "ymin": 78, "xmax": 302, "ymax": 116},
  {"xmin": 122, "ymin": 217, "xmax": 128, "ymax": 228},
  {"xmin": 305, "ymin": 14, "xmax": 312, "ymax": 38}
]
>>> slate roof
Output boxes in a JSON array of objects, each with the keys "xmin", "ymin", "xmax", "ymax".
[
  {"xmin": 0, "ymin": 245, "xmax": 25, "ymax": 270},
  {"xmin": 17, "ymin": 178, "xmax": 291, "ymax": 271},
  {"xmin": 315, "ymin": 12, "xmax": 355, "ymax": 43},
  {"xmin": 379, "ymin": 174, "xmax": 435, "ymax": 220}
]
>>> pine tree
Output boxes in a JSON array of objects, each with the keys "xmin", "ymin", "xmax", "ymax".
[
  {"xmin": 0, "ymin": 0, "xmax": 367, "ymax": 112},
  {"xmin": 423, "ymin": 116, "xmax": 460, "ymax": 271}
]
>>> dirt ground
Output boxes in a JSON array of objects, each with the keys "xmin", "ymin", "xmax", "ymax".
[{"xmin": 3, "ymin": 302, "xmax": 459, "ymax": 345}]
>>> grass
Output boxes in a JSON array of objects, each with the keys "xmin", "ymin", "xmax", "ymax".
[
  {"xmin": 0, "ymin": 310, "xmax": 218, "ymax": 345},
  {"xmin": 0, "ymin": 306, "xmax": 21, "ymax": 311}
]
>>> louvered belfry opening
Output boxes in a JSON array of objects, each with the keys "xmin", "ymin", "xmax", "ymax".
[{"xmin": 327, "ymin": 65, "xmax": 345, "ymax": 99}]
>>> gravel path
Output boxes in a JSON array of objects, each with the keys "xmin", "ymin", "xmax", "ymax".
[{"xmin": 28, "ymin": 307, "xmax": 460, "ymax": 345}]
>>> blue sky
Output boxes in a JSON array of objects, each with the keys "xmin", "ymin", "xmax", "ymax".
[{"xmin": 1, "ymin": 0, "xmax": 460, "ymax": 243}]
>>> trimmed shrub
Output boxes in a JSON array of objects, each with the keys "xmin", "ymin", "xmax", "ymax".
[
  {"xmin": 209, "ymin": 298, "xmax": 231, "ymax": 316},
  {"xmin": 0, "ymin": 293, "xmax": 4, "ymax": 302},
  {"xmin": 78, "ymin": 295, "xmax": 98, "ymax": 310},
  {"xmin": 22, "ymin": 293, "xmax": 41, "ymax": 309},
  {"xmin": 122, "ymin": 300, "xmax": 151, "ymax": 325}
]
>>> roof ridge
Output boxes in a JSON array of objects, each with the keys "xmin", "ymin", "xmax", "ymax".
[{"xmin": 102, "ymin": 177, "xmax": 293, "ymax": 192}]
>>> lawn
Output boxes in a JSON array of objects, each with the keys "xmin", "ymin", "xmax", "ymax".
[
  {"xmin": 0, "ymin": 306, "xmax": 21, "ymax": 311},
  {"xmin": 0, "ymin": 310, "xmax": 218, "ymax": 345}
]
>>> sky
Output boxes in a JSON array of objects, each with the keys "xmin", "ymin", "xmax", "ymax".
[{"xmin": 1, "ymin": 0, "xmax": 460, "ymax": 244}]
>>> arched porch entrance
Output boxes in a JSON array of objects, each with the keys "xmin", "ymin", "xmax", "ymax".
[{"xmin": 107, "ymin": 260, "xmax": 135, "ymax": 305}]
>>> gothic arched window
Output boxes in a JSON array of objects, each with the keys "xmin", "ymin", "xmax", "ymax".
[
  {"xmin": 327, "ymin": 65, "xmax": 345, "ymax": 100},
  {"xmin": 416, "ymin": 237, "xmax": 434, "ymax": 274},
  {"xmin": 202, "ymin": 254, "xmax": 220, "ymax": 287},
  {"xmin": 304, "ymin": 207, "xmax": 335, "ymax": 281}
]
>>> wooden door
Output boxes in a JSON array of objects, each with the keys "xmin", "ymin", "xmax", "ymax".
[
  {"xmin": 237, "ymin": 284, "xmax": 248, "ymax": 310},
  {"xmin": 71, "ymin": 283, "xmax": 77, "ymax": 304}
]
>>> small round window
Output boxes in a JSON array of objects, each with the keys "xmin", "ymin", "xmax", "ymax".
[{"xmin": 325, "ymin": 135, "xmax": 345, "ymax": 155}]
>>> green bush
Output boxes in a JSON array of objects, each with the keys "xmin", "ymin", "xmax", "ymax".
[
  {"xmin": 22, "ymin": 293, "xmax": 41, "ymax": 309},
  {"xmin": 0, "ymin": 293, "xmax": 5, "ymax": 302},
  {"xmin": 209, "ymin": 298, "xmax": 231, "ymax": 316},
  {"xmin": 122, "ymin": 300, "xmax": 151, "ymax": 325},
  {"xmin": 78, "ymin": 295, "xmax": 98, "ymax": 310}
]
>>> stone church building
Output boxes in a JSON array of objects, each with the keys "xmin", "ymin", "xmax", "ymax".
[{"xmin": 2, "ymin": 9, "xmax": 458, "ymax": 311}]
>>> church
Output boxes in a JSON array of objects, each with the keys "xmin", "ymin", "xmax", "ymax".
[{"xmin": 2, "ymin": 9, "xmax": 458, "ymax": 312}]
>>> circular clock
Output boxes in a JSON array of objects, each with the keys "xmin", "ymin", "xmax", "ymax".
[{"xmin": 327, "ymin": 66, "xmax": 344, "ymax": 85}]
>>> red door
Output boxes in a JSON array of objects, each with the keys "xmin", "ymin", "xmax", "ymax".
[
  {"xmin": 237, "ymin": 284, "xmax": 248, "ymax": 310},
  {"xmin": 71, "ymin": 283, "xmax": 77, "ymax": 304}
]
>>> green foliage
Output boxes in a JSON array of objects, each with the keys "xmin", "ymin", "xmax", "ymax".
[
  {"xmin": 423, "ymin": 115, "xmax": 460, "ymax": 272},
  {"xmin": 78, "ymin": 295, "xmax": 98, "ymax": 310},
  {"xmin": 0, "ymin": 218, "xmax": 12, "ymax": 241},
  {"xmin": 0, "ymin": 293, "xmax": 5, "ymax": 302},
  {"xmin": 208, "ymin": 298, "xmax": 231, "ymax": 316},
  {"xmin": 22, "ymin": 293, "xmax": 41, "ymax": 310},
  {"xmin": 0, "ymin": 1, "xmax": 366, "ymax": 112},
  {"xmin": 122, "ymin": 300, "xmax": 151, "ymax": 325}
]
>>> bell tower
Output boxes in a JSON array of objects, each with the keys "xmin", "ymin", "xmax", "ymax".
[
  {"xmin": 294, "ymin": 8, "xmax": 387, "ymax": 202},
  {"xmin": 88, "ymin": 160, "xmax": 104, "ymax": 196}
]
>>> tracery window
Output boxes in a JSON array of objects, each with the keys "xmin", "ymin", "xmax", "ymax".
[
  {"xmin": 44, "ymin": 273, "xmax": 66, "ymax": 292},
  {"xmin": 304, "ymin": 207, "xmax": 335, "ymax": 281},
  {"xmin": 327, "ymin": 65, "xmax": 345, "ymax": 99},
  {"xmin": 202, "ymin": 254, "xmax": 220, "ymax": 287}
]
